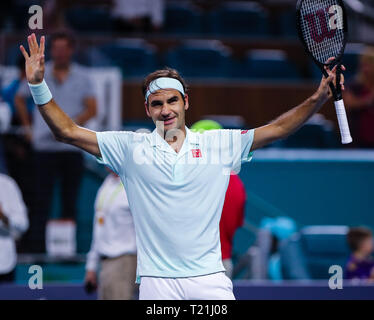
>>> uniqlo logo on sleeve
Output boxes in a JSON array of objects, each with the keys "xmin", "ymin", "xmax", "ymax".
[{"xmin": 191, "ymin": 149, "xmax": 202, "ymax": 158}]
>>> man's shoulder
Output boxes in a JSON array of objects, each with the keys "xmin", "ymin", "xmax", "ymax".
[
  {"xmin": 197, "ymin": 129, "xmax": 243, "ymax": 141},
  {"xmin": 0, "ymin": 173, "xmax": 19, "ymax": 189},
  {"xmin": 98, "ymin": 130, "xmax": 152, "ymax": 142}
]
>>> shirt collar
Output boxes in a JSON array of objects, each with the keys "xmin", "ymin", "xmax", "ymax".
[{"xmin": 149, "ymin": 126, "xmax": 200, "ymax": 154}]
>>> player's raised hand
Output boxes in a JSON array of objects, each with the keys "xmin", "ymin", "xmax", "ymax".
[
  {"xmin": 317, "ymin": 57, "xmax": 346, "ymax": 103},
  {"xmin": 19, "ymin": 33, "xmax": 45, "ymax": 85}
]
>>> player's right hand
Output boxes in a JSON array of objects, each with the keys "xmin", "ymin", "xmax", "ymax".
[{"xmin": 19, "ymin": 33, "xmax": 45, "ymax": 85}]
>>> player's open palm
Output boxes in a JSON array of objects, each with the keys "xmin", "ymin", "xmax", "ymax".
[{"xmin": 19, "ymin": 33, "xmax": 45, "ymax": 85}]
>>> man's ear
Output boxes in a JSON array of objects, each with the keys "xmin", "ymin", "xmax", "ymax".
[
  {"xmin": 184, "ymin": 94, "xmax": 189, "ymax": 111},
  {"xmin": 144, "ymin": 101, "xmax": 151, "ymax": 118}
]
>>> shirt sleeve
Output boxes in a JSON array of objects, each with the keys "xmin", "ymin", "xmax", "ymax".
[
  {"xmin": 231, "ymin": 129, "xmax": 255, "ymax": 174},
  {"xmin": 0, "ymin": 177, "xmax": 29, "ymax": 239},
  {"xmin": 96, "ymin": 131, "xmax": 130, "ymax": 175},
  {"xmin": 240, "ymin": 129, "xmax": 255, "ymax": 163}
]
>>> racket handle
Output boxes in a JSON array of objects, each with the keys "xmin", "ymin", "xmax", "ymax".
[{"xmin": 334, "ymin": 99, "xmax": 352, "ymax": 144}]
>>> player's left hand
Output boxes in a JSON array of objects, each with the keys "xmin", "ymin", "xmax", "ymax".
[{"xmin": 316, "ymin": 57, "xmax": 345, "ymax": 103}]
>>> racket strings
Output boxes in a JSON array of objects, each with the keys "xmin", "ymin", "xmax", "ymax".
[{"xmin": 299, "ymin": 0, "xmax": 344, "ymax": 64}]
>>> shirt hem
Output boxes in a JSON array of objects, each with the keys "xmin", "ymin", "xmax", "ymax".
[{"xmin": 138, "ymin": 268, "xmax": 226, "ymax": 281}]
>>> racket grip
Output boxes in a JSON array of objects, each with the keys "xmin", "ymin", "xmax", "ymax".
[{"xmin": 334, "ymin": 99, "xmax": 352, "ymax": 144}]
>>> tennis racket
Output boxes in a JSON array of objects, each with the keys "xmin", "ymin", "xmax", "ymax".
[{"xmin": 296, "ymin": 0, "xmax": 352, "ymax": 144}]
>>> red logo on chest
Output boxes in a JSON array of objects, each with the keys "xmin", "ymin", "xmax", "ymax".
[{"xmin": 191, "ymin": 149, "xmax": 202, "ymax": 158}]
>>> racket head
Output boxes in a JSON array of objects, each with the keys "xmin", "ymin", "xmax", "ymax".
[{"xmin": 296, "ymin": 0, "xmax": 348, "ymax": 68}]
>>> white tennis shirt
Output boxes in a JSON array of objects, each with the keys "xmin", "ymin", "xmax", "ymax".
[{"xmin": 96, "ymin": 127, "xmax": 254, "ymax": 281}]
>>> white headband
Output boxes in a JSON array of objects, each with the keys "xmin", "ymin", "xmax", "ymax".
[{"xmin": 145, "ymin": 77, "xmax": 185, "ymax": 101}]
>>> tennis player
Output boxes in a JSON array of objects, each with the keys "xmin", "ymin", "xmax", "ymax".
[{"xmin": 20, "ymin": 33, "xmax": 345, "ymax": 300}]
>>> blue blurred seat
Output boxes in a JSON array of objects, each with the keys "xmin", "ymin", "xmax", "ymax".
[
  {"xmin": 98, "ymin": 39, "xmax": 158, "ymax": 78},
  {"xmin": 208, "ymin": 2, "xmax": 269, "ymax": 36},
  {"xmin": 165, "ymin": 40, "xmax": 233, "ymax": 78},
  {"xmin": 244, "ymin": 50, "xmax": 301, "ymax": 80},
  {"xmin": 65, "ymin": 6, "xmax": 113, "ymax": 33},
  {"xmin": 280, "ymin": 225, "xmax": 350, "ymax": 280},
  {"xmin": 164, "ymin": 3, "xmax": 203, "ymax": 34},
  {"xmin": 341, "ymin": 44, "xmax": 363, "ymax": 80},
  {"xmin": 278, "ymin": 10, "xmax": 298, "ymax": 38}
]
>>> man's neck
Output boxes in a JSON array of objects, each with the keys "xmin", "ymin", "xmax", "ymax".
[{"xmin": 158, "ymin": 126, "xmax": 187, "ymax": 153}]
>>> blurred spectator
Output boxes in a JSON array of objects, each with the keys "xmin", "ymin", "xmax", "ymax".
[
  {"xmin": 85, "ymin": 170, "xmax": 137, "ymax": 300},
  {"xmin": 1, "ymin": 57, "xmax": 35, "ymax": 129},
  {"xmin": 0, "ymin": 173, "xmax": 28, "ymax": 283},
  {"xmin": 220, "ymin": 172, "xmax": 246, "ymax": 279},
  {"xmin": 190, "ymin": 119, "xmax": 246, "ymax": 279},
  {"xmin": 345, "ymin": 227, "xmax": 374, "ymax": 281},
  {"xmin": 344, "ymin": 46, "xmax": 374, "ymax": 148},
  {"xmin": 111, "ymin": 0, "xmax": 164, "ymax": 33},
  {"xmin": 1, "ymin": 58, "xmax": 34, "ymax": 212},
  {"xmin": 0, "ymin": 96, "xmax": 12, "ymax": 174},
  {"xmin": 15, "ymin": 31, "xmax": 97, "ymax": 253}
]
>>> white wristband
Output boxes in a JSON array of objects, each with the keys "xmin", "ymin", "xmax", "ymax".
[{"xmin": 28, "ymin": 80, "xmax": 53, "ymax": 106}]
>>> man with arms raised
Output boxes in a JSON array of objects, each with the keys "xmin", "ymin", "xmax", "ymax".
[{"xmin": 20, "ymin": 33, "xmax": 344, "ymax": 300}]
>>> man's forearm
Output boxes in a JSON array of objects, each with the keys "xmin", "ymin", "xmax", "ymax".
[
  {"xmin": 38, "ymin": 99, "xmax": 78, "ymax": 142},
  {"xmin": 272, "ymin": 92, "xmax": 326, "ymax": 139}
]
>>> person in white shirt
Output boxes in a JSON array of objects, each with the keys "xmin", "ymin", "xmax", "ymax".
[
  {"xmin": 112, "ymin": 0, "xmax": 164, "ymax": 32},
  {"xmin": 0, "ymin": 173, "xmax": 28, "ymax": 283},
  {"xmin": 21, "ymin": 33, "xmax": 344, "ymax": 299},
  {"xmin": 84, "ymin": 170, "xmax": 137, "ymax": 300}
]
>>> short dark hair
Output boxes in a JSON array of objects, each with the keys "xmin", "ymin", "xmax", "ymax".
[
  {"xmin": 50, "ymin": 31, "xmax": 75, "ymax": 48},
  {"xmin": 142, "ymin": 67, "xmax": 188, "ymax": 102},
  {"xmin": 347, "ymin": 227, "xmax": 373, "ymax": 252}
]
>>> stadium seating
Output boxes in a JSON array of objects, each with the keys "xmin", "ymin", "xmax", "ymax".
[
  {"xmin": 207, "ymin": 2, "xmax": 270, "ymax": 36},
  {"xmin": 98, "ymin": 39, "xmax": 158, "ymax": 78},
  {"xmin": 278, "ymin": 10, "xmax": 298, "ymax": 38},
  {"xmin": 164, "ymin": 2, "xmax": 203, "ymax": 34},
  {"xmin": 342, "ymin": 44, "xmax": 364, "ymax": 80},
  {"xmin": 65, "ymin": 6, "xmax": 113, "ymax": 33},
  {"xmin": 165, "ymin": 40, "xmax": 234, "ymax": 78},
  {"xmin": 243, "ymin": 49, "xmax": 301, "ymax": 80},
  {"xmin": 280, "ymin": 225, "xmax": 350, "ymax": 280}
]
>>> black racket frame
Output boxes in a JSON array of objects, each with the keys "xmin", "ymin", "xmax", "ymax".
[{"xmin": 296, "ymin": 0, "xmax": 348, "ymax": 100}]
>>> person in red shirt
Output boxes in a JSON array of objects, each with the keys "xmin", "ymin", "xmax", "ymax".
[
  {"xmin": 191, "ymin": 120, "xmax": 246, "ymax": 278},
  {"xmin": 220, "ymin": 173, "xmax": 246, "ymax": 278}
]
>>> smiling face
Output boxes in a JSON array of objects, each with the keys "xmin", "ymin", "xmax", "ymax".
[{"xmin": 145, "ymin": 89, "xmax": 189, "ymax": 135}]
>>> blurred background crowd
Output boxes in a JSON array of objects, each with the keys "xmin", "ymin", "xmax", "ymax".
[{"xmin": 0, "ymin": 0, "xmax": 374, "ymax": 298}]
